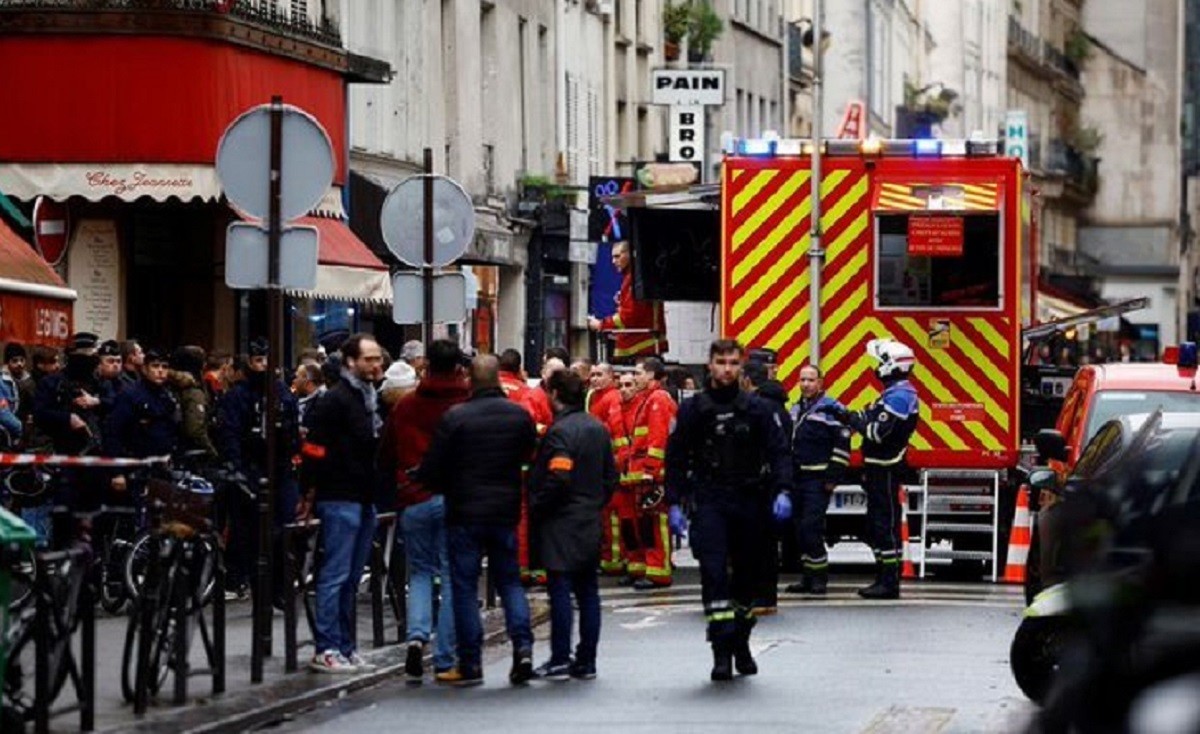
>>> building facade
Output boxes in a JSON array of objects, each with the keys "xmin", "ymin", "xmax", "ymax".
[
  {"xmin": 0, "ymin": 0, "xmax": 390, "ymax": 357},
  {"xmin": 1079, "ymin": 0, "xmax": 1187, "ymax": 354}
]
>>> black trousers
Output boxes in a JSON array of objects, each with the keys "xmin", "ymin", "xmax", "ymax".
[
  {"xmin": 863, "ymin": 466, "xmax": 902, "ymax": 567},
  {"xmin": 794, "ymin": 477, "xmax": 830, "ymax": 572},
  {"xmin": 690, "ymin": 496, "xmax": 764, "ymax": 642}
]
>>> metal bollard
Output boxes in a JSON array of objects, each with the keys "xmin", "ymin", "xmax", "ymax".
[
  {"xmin": 80, "ymin": 581, "xmax": 95, "ymax": 732},
  {"xmin": 282, "ymin": 523, "xmax": 298, "ymax": 672},
  {"xmin": 34, "ymin": 563, "xmax": 50, "ymax": 734},
  {"xmin": 213, "ymin": 541, "xmax": 226, "ymax": 695}
]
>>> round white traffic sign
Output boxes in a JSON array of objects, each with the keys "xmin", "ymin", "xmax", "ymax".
[
  {"xmin": 380, "ymin": 175, "xmax": 475, "ymax": 268},
  {"xmin": 215, "ymin": 103, "xmax": 334, "ymax": 222}
]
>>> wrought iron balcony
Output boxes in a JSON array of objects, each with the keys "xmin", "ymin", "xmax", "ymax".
[{"xmin": 0, "ymin": 0, "xmax": 341, "ymax": 48}]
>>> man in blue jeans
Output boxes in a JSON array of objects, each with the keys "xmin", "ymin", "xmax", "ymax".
[
  {"xmin": 420, "ymin": 354, "xmax": 538, "ymax": 687},
  {"xmin": 529, "ymin": 370, "xmax": 617, "ymax": 680},
  {"xmin": 379, "ymin": 339, "xmax": 471, "ymax": 684},
  {"xmin": 301, "ymin": 333, "xmax": 384, "ymax": 673}
]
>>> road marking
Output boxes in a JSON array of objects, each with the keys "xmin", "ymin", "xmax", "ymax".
[
  {"xmin": 860, "ymin": 706, "xmax": 955, "ymax": 734},
  {"xmin": 606, "ymin": 597, "xmax": 1021, "ymax": 612}
]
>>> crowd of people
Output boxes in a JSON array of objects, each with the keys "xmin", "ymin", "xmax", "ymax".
[{"xmin": 0, "ymin": 328, "xmax": 920, "ymax": 685}]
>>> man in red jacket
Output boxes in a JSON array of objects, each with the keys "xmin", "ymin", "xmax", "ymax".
[
  {"xmin": 627, "ymin": 357, "xmax": 677, "ymax": 589},
  {"xmin": 498, "ymin": 348, "xmax": 553, "ymax": 585},
  {"xmin": 588, "ymin": 242, "xmax": 667, "ymax": 362},
  {"xmin": 378, "ymin": 340, "xmax": 471, "ymax": 684}
]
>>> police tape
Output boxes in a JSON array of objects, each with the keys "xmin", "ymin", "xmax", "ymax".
[{"xmin": 0, "ymin": 453, "xmax": 172, "ymax": 468}]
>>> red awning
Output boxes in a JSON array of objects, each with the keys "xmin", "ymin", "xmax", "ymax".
[
  {"xmin": 296, "ymin": 217, "xmax": 387, "ymax": 271},
  {"xmin": 0, "ymin": 219, "xmax": 75, "ymax": 348},
  {"xmin": 234, "ymin": 215, "xmax": 391, "ymax": 302}
]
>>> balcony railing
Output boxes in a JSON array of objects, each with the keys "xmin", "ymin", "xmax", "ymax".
[
  {"xmin": 1046, "ymin": 138, "xmax": 1099, "ymax": 196},
  {"xmin": 0, "ymin": 0, "xmax": 342, "ymax": 47},
  {"xmin": 1007, "ymin": 15, "xmax": 1080, "ymax": 85}
]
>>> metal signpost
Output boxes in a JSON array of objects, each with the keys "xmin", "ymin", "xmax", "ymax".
[
  {"xmin": 215, "ymin": 97, "xmax": 333, "ymax": 684},
  {"xmin": 380, "ymin": 148, "xmax": 474, "ymax": 335}
]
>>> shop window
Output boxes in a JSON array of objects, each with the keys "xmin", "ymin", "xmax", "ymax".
[{"xmin": 875, "ymin": 213, "xmax": 1002, "ymax": 309}]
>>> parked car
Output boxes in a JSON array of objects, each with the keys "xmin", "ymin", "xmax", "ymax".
[
  {"xmin": 1011, "ymin": 411, "xmax": 1200, "ymax": 706},
  {"xmin": 1024, "ymin": 351, "xmax": 1200, "ymax": 602}
]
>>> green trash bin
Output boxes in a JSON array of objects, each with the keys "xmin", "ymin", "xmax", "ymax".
[{"xmin": 0, "ymin": 507, "xmax": 36, "ymax": 725}]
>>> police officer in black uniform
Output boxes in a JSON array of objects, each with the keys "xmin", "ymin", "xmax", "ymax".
[
  {"xmin": 785, "ymin": 364, "xmax": 851, "ymax": 595},
  {"xmin": 216, "ymin": 338, "xmax": 300, "ymax": 597},
  {"xmin": 827, "ymin": 339, "xmax": 919, "ymax": 600},
  {"xmin": 665, "ymin": 339, "xmax": 792, "ymax": 681},
  {"xmin": 34, "ymin": 332, "xmax": 105, "ymax": 457},
  {"xmin": 103, "ymin": 347, "xmax": 181, "ymax": 461}
]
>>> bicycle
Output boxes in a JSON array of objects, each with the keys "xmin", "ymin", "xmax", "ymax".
[
  {"xmin": 2, "ymin": 542, "xmax": 93, "ymax": 733},
  {"xmin": 119, "ymin": 472, "xmax": 220, "ymax": 708}
]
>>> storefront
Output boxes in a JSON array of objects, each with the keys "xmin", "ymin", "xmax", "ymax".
[{"xmin": 0, "ymin": 9, "xmax": 388, "ymax": 354}]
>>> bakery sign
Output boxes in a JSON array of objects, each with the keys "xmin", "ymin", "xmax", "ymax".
[{"xmin": 908, "ymin": 215, "xmax": 964, "ymax": 257}]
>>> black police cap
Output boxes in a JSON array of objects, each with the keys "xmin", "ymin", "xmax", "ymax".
[
  {"xmin": 248, "ymin": 337, "xmax": 270, "ymax": 358},
  {"xmin": 70, "ymin": 332, "xmax": 100, "ymax": 353},
  {"xmin": 97, "ymin": 340, "xmax": 121, "ymax": 357}
]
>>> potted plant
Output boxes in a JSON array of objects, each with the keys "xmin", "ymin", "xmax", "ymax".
[
  {"xmin": 662, "ymin": 2, "xmax": 690, "ymax": 61},
  {"xmin": 687, "ymin": 1, "xmax": 723, "ymax": 62}
]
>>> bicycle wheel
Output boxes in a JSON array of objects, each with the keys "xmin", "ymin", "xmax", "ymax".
[
  {"xmin": 6, "ymin": 545, "xmax": 35, "ymax": 613},
  {"xmin": 123, "ymin": 532, "xmax": 154, "ymax": 600},
  {"xmin": 120, "ymin": 612, "xmax": 139, "ymax": 703}
]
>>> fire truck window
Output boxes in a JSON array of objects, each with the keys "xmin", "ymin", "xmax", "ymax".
[{"xmin": 875, "ymin": 213, "xmax": 1002, "ymax": 309}]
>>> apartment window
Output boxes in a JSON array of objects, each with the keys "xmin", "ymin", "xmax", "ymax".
[
  {"xmin": 736, "ymin": 89, "xmax": 745, "ymax": 135},
  {"xmin": 519, "ymin": 18, "xmax": 529, "ymax": 170},
  {"xmin": 587, "ymin": 85, "xmax": 602, "ymax": 176},
  {"xmin": 484, "ymin": 144, "xmax": 496, "ymax": 195},
  {"xmin": 290, "ymin": 0, "xmax": 307, "ymax": 21}
]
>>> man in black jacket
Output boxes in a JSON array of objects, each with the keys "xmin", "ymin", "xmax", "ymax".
[
  {"xmin": 301, "ymin": 333, "xmax": 384, "ymax": 673},
  {"xmin": 529, "ymin": 370, "xmax": 617, "ymax": 681},
  {"xmin": 420, "ymin": 354, "xmax": 538, "ymax": 687}
]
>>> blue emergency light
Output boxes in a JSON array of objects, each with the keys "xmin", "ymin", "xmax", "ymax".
[
  {"xmin": 1180, "ymin": 342, "xmax": 1198, "ymax": 369},
  {"xmin": 722, "ymin": 135, "xmax": 1003, "ymax": 158}
]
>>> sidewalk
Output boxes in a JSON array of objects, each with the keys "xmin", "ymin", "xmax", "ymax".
[{"xmin": 29, "ymin": 590, "xmax": 546, "ymax": 734}]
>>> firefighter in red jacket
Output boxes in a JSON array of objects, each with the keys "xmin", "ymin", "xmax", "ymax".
[
  {"xmin": 588, "ymin": 242, "xmax": 667, "ymax": 361},
  {"xmin": 625, "ymin": 357, "xmax": 677, "ymax": 589},
  {"xmin": 498, "ymin": 349, "xmax": 554, "ymax": 585},
  {"xmin": 597, "ymin": 366, "xmax": 632, "ymax": 575}
]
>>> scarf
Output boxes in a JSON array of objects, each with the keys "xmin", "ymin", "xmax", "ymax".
[{"xmin": 342, "ymin": 368, "xmax": 382, "ymax": 437}]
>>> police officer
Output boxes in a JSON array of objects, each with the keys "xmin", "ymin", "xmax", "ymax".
[
  {"xmin": 104, "ymin": 347, "xmax": 181, "ymax": 461},
  {"xmin": 827, "ymin": 339, "xmax": 919, "ymax": 600},
  {"xmin": 34, "ymin": 332, "xmax": 105, "ymax": 457},
  {"xmin": 665, "ymin": 339, "xmax": 792, "ymax": 681},
  {"xmin": 217, "ymin": 338, "xmax": 300, "ymax": 597},
  {"xmin": 785, "ymin": 365, "xmax": 850, "ymax": 596}
]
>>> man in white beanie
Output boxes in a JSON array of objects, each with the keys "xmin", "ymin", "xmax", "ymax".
[
  {"xmin": 401, "ymin": 340, "xmax": 427, "ymax": 379},
  {"xmin": 380, "ymin": 361, "xmax": 418, "ymax": 411}
]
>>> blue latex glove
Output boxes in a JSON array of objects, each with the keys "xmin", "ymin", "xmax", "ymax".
[
  {"xmin": 668, "ymin": 505, "xmax": 688, "ymax": 536},
  {"xmin": 773, "ymin": 492, "xmax": 793, "ymax": 523}
]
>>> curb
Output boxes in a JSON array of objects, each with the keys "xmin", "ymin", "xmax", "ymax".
[{"xmin": 98, "ymin": 603, "xmax": 550, "ymax": 734}]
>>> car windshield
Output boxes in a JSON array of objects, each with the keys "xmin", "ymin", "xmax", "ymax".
[{"xmin": 1083, "ymin": 390, "xmax": 1200, "ymax": 445}]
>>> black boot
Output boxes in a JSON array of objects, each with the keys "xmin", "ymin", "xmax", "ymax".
[
  {"xmin": 808, "ymin": 570, "xmax": 828, "ymax": 596},
  {"xmin": 733, "ymin": 634, "xmax": 758, "ymax": 676},
  {"xmin": 710, "ymin": 641, "xmax": 733, "ymax": 682},
  {"xmin": 784, "ymin": 575, "xmax": 812, "ymax": 594},
  {"xmin": 857, "ymin": 564, "xmax": 899, "ymax": 600}
]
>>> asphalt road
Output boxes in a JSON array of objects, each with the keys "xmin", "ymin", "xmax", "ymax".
[{"xmin": 271, "ymin": 576, "xmax": 1036, "ymax": 734}]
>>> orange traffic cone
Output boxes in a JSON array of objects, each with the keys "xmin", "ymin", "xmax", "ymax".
[
  {"xmin": 899, "ymin": 488, "xmax": 916, "ymax": 579},
  {"xmin": 1003, "ymin": 486, "xmax": 1033, "ymax": 583}
]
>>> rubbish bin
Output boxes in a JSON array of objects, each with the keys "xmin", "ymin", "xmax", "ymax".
[{"xmin": 0, "ymin": 507, "xmax": 36, "ymax": 724}]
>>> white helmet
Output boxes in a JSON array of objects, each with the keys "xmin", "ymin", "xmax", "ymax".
[{"xmin": 866, "ymin": 338, "xmax": 915, "ymax": 379}]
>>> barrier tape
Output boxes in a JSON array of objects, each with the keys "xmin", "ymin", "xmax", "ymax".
[{"xmin": 0, "ymin": 453, "xmax": 172, "ymax": 468}]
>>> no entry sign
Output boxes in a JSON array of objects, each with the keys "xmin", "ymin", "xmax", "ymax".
[{"xmin": 908, "ymin": 215, "xmax": 964, "ymax": 257}]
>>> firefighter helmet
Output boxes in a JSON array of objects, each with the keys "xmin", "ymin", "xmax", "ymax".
[{"xmin": 866, "ymin": 339, "xmax": 915, "ymax": 379}]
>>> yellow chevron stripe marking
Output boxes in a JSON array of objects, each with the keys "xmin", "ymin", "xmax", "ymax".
[
  {"xmin": 894, "ymin": 319, "xmax": 1009, "ymax": 432},
  {"xmin": 732, "ymin": 169, "xmax": 779, "ymax": 219},
  {"xmin": 732, "ymin": 168, "xmax": 747, "ymax": 181},
  {"xmin": 732, "ymin": 178, "xmax": 811, "ymax": 282},
  {"xmin": 739, "ymin": 265, "xmax": 812, "ymax": 344},
  {"xmin": 951, "ymin": 326, "xmax": 1010, "ymax": 395},
  {"xmin": 732, "ymin": 231, "xmax": 811, "ymax": 324},
  {"xmin": 967, "ymin": 318, "xmax": 1009, "ymax": 359},
  {"xmin": 903, "ymin": 369, "xmax": 972, "ymax": 451},
  {"xmin": 821, "ymin": 178, "xmax": 869, "ymax": 256},
  {"xmin": 821, "ymin": 281, "xmax": 869, "ymax": 339},
  {"xmin": 820, "ymin": 216, "xmax": 869, "ymax": 302},
  {"xmin": 910, "ymin": 430, "xmax": 933, "ymax": 451}
]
